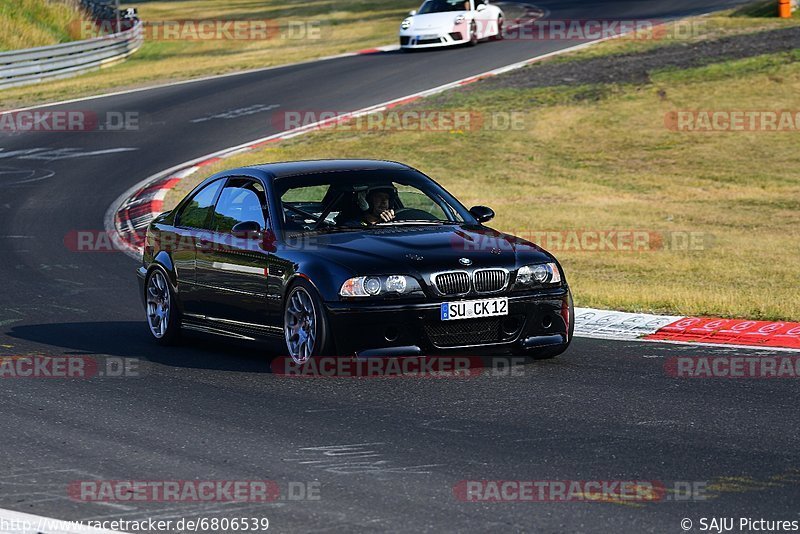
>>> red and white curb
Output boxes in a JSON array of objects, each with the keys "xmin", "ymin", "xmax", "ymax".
[
  {"xmin": 355, "ymin": 44, "xmax": 399, "ymax": 55},
  {"xmin": 574, "ymin": 308, "xmax": 682, "ymax": 340},
  {"xmin": 574, "ymin": 309, "xmax": 800, "ymax": 351}
]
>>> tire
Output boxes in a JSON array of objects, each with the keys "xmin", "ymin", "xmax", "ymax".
[
  {"xmin": 492, "ymin": 16, "xmax": 504, "ymax": 40},
  {"xmin": 283, "ymin": 279, "xmax": 334, "ymax": 363},
  {"xmin": 468, "ymin": 21, "xmax": 479, "ymax": 46},
  {"xmin": 145, "ymin": 267, "xmax": 182, "ymax": 345}
]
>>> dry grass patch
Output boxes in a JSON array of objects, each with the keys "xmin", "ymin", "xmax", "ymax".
[{"xmin": 0, "ymin": 0, "xmax": 84, "ymax": 51}]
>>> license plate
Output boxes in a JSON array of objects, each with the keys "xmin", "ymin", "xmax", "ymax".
[
  {"xmin": 419, "ymin": 34, "xmax": 439, "ymax": 40},
  {"xmin": 440, "ymin": 297, "xmax": 508, "ymax": 321}
]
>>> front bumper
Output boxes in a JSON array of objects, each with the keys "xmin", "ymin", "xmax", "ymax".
[
  {"xmin": 325, "ymin": 288, "xmax": 571, "ymax": 356},
  {"xmin": 399, "ymin": 30, "xmax": 469, "ymax": 48},
  {"xmin": 136, "ymin": 266, "xmax": 147, "ymax": 308}
]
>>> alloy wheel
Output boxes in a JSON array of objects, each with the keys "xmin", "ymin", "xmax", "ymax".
[
  {"xmin": 284, "ymin": 286, "xmax": 317, "ymax": 363},
  {"xmin": 146, "ymin": 270, "xmax": 171, "ymax": 339}
]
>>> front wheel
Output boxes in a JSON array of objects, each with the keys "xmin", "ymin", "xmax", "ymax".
[
  {"xmin": 283, "ymin": 280, "xmax": 333, "ymax": 363},
  {"xmin": 468, "ymin": 21, "xmax": 479, "ymax": 46},
  {"xmin": 492, "ymin": 16, "xmax": 504, "ymax": 40},
  {"xmin": 145, "ymin": 268, "xmax": 181, "ymax": 345}
]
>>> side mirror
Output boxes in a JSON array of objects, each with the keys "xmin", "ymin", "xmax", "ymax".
[
  {"xmin": 231, "ymin": 220, "xmax": 263, "ymax": 239},
  {"xmin": 476, "ymin": 3, "xmax": 487, "ymax": 11},
  {"xmin": 409, "ymin": 9, "xmax": 417, "ymax": 15},
  {"xmin": 469, "ymin": 205, "xmax": 494, "ymax": 223},
  {"xmin": 260, "ymin": 228, "xmax": 277, "ymax": 252}
]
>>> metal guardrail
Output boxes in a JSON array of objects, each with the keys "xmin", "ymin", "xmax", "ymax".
[{"xmin": 0, "ymin": 20, "xmax": 143, "ymax": 90}]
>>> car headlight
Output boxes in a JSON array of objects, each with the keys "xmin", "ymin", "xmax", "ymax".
[
  {"xmin": 340, "ymin": 275, "xmax": 415, "ymax": 297},
  {"xmin": 401, "ymin": 18, "xmax": 412, "ymax": 30},
  {"xmin": 454, "ymin": 14, "xmax": 466, "ymax": 24},
  {"xmin": 364, "ymin": 277, "xmax": 382, "ymax": 295},
  {"xmin": 385, "ymin": 275, "xmax": 407, "ymax": 293},
  {"xmin": 515, "ymin": 263, "xmax": 562, "ymax": 288}
]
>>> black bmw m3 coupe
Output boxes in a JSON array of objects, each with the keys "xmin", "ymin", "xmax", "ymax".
[{"xmin": 137, "ymin": 160, "xmax": 573, "ymax": 363}]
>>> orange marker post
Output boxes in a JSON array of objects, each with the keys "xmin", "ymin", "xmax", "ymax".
[{"xmin": 779, "ymin": 0, "xmax": 792, "ymax": 18}]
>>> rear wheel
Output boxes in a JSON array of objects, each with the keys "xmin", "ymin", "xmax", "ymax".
[
  {"xmin": 145, "ymin": 268, "xmax": 181, "ymax": 345},
  {"xmin": 283, "ymin": 280, "xmax": 333, "ymax": 363}
]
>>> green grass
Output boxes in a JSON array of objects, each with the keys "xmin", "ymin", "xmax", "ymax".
[
  {"xmin": 165, "ymin": 12, "xmax": 800, "ymax": 321},
  {"xmin": 0, "ymin": 0, "xmax": 418, "ymax": 109},
  {"xmin": 0, "ymin": 0, "xmax": 84, "ymax": 51},
  {"xmin": 547, "ymin": 4, "xmax": 800, "ymax": 62}
]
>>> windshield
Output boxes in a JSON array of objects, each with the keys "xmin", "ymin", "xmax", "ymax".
[
  {"xmin": 418, "ymin": 0, "xmax": 469, "ymax": 14},
  {"xmin": 275, "ymin": 169, "xmax": 473, "ymax": 235}
]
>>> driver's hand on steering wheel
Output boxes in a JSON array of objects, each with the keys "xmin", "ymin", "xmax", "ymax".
[{"xmin": 377, "ymin": 208, "xmax": 395, "ymax": 223}]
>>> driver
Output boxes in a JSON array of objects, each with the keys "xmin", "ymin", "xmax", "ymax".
[
  {"xmin": 343, "ymin": 185, "xmax": 397, "ymax": 226},
  {"xmin": 362, "ymin": 187, "xmax": 396, "ymax": 225}
]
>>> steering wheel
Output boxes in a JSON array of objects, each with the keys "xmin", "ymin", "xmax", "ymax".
[{"xmin": 391, "ymin": 208, "xmax": 439, "ymax": 221}]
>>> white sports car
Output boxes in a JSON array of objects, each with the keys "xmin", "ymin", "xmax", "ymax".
[{"xmin": 399, "ymin": 0, "xmax": 504, "ymax": 49}]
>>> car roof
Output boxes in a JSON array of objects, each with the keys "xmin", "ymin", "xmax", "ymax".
[{"xmin": 241, "ymin": 159, "xmax": 412, "ymax": 179}]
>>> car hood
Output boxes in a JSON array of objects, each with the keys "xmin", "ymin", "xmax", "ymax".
[
  {"xmin": 302, "ymin": 224, "xmax": 554, "ymax": 276},
  {"xmin": 409, "ymin": 11, "xmax": 466, "ymax": 31}
]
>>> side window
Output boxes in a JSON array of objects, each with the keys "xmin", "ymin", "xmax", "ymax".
[
  {"xmin": 176, "ymin": 180, "xmax": 223, "ymax": 229},
  {"xmin": 212, "ymin": 178, "xmax": 267, "ymax": 233}
]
